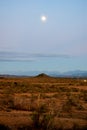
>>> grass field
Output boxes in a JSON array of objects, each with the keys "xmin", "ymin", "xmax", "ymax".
[{"xmin": 0, "ymin": 74, "xmax": 87, "ymax": 130}]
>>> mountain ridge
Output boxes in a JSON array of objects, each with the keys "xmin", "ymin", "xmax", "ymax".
[{"xmin": 0, "ymin": 70, "xmax": 87, "ymax": 78}]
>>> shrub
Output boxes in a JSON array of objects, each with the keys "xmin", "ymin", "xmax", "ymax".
[
  {"xmin": 0, "ymin": 93, "xmax": 14, "ymax": 110},
  {"xmin": 31, "ymin": 101, "xmax": 56, "ymax": 130}
]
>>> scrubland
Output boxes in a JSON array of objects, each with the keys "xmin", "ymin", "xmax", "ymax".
[{"xmin": 0, "ymin": 74, "xmax": 87, "ymax": 130}]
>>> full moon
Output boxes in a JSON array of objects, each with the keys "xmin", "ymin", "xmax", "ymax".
[{"xmin": 41, "ymin": 15, "xmax": 47, "ymax": 22}]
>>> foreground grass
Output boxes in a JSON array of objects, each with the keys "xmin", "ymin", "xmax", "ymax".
[{"xmin": 0, "ymin": 76, "xmax": 87, "ymax": 129}]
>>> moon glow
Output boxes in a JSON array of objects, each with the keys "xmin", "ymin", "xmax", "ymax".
[{"xmin": 41, "ymin": 15, "xmax": 47, "ymax": 22}]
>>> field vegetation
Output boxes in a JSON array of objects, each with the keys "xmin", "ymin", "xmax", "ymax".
[{"xmin": 0, "ymin": 74, "xmax": 87, "ymax": 130}]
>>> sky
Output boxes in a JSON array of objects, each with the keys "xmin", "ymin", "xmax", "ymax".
[{"xmin": 0, "ymin": 0, "xmax": 87, "ymax": 75}]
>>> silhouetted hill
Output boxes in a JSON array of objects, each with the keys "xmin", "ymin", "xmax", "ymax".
[{"xmin": 36, "ymin": 73, "xmax": 51, "ymax": 78}]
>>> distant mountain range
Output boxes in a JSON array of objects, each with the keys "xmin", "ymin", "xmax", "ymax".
[
  {"xmin": 0, "ymin": 70, "xmax": 87, "ymax": 78},
  {"xmin": 49, "ymin": 70, "xmax": 87, "ymax": 77}
]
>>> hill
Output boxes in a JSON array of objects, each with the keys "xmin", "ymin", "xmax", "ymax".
[{"xmin": 35, "ymin": 73, "xmax": 51, "ymax": 78}]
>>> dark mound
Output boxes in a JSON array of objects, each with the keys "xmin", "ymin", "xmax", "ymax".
[{"xmin": 36, "ymin": 73, "xmax": 51, "ymax": 78}]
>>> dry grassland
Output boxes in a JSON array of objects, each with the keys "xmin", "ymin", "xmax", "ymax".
[{"xmin": 0, "ymin": 74, "xmax": 87, "ymax": 130}]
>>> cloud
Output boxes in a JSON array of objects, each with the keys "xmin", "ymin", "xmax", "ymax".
[
  {"xmin": 0, "ymin": 51, "xmax": 70, "ymax": 61},
  {"xmin": 0, "ymin": 52, "xmax": 34, "ymax": 62},
  {"xmin": 32, "ymin": 53, "xmax": 70, "ymax": 58}
]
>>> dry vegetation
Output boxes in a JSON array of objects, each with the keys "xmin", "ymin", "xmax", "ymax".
[{"xmin": 0, "ymin": 74, "xmax": 87, "ymax": 130}]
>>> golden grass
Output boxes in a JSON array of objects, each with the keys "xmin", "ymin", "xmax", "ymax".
[{"xmin": 0, "ymin": 76, "xmax": 87, "ymax": 129}]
